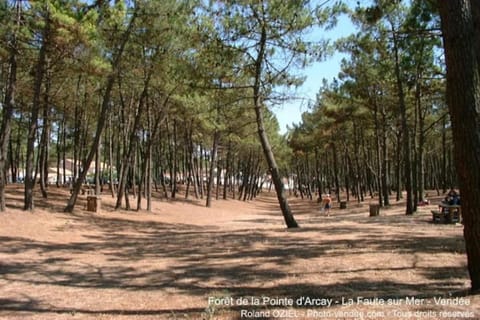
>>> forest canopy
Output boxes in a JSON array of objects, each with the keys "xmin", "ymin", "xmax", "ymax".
[{"xmin": 0, "ymin": 0, "xmax": 453, "ymax": 214}]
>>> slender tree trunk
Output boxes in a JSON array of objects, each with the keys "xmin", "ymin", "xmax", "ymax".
[
  {"xmin": 394, "ymin": 130, "xmax": 402, "ymax": 201},
  {"xmin": 357, "ymin": 129, "xmax": 366, "ymax": 201},
  {"xmin": 9, "ymin": 121, "xmax": 21, "ymax": 184},
  {"xmin": 56, "ymin": 114, "xmax": 62, "ymax": 188},
  {"xmin": 343, "ymin": 148, "xmax": 350, "ymax": 202},
  {"xmin": 124, "ymin": 170, "xmax": 131, "ymax": 210},
  {"xmin": 115, "ymin": 90, "xmax": 135, "ymax": 209},
  {"xmin": 332, "ymin": 143, "xmax": 341, "ymax": 203},
  {"xmin": 223, "ymin": 140, "xmax": 231, "ymax": 200},
  {"xmin": 416, "ymin": 83, "xmax": 426, "ymax": 204},
  {"xmin": 373, "ymin": 102, "xmax": 383, "ymax": 206},
  {"xmin": 107, "ymin": 115, "xmax": 116, "ymax": 197},
  {"xmin": 441, "ymin": 116, "xmax": 448, "ymax": 193},
  {"xmin": 166, "ymin": 119, "xmax": 175, "ymax": 198},
  {"xmin": 137, "ymin": 144, "xmax": 145, "ymax": 211},
  {"xmin": 184, "ymin": 123, "xmax": 192, "ymax": 199},
  {"xmin": 412, "ymin": 96, "xmax": 419, "ymax": 213},
  {"xmin": 144, "ymin": 106, "xmax": 165, "ymax": 210},
  {"xmin": 314, "ymin": 148, "xmax": 321, "ymax": 199},
  {"xmin": 392, "ymin": 26, "xmax": 413, "ymax": 214},
  {"xmin": 381, "ymin": 108, "xmax": 390, "ymax": 206},
  {"xmin": 206, "ymin": 129, "xmax": 219, "ymax": 207},
  {"xmin": 144, "ymin": 99, "xmax": 157, "ymax": 211},
  {"xmin": 216, "ymin": 155, "xmax": 222, "ymax": 200},
  {"xmin": 95, "ymin": 141, "xmax": 101, "ymax": 196},
  {"xmin": 146, "ymin": 143, "xmax": 152, "ymax": 211},
  {"xmin": 238, "ymin": 151, "xmax": 250, "ymax": 201},
  {"xmin": 25, "ymin": 7, "xmax": 50, "ymax": 211},
  {"xmin": 62, "ymin": 110, "xmax": 66, "ymax": 185},
  {"xmin": 159, "ymin": 142, "xmax": 169, "ymax": 200},
  {"xmin": 116, "ymin": 90, "xmax": 146, "ymax": 209},
  {"xmin": 252, "ymin": 25, "xmax": 298, "ymax": 228},
  {"xmin": 131, "ymin": 143, "xmax": 137, "ymax": 199},
  {"xmin": 171, "ymin": 118, "xmax": 178, "ymax": 198},
  {"xmin": 197, "ymin": 144, "xmax": 204, "ymax": 199},
  {"xmin": 39, "ymin": 69, "xmax": 52, "ymax": 198},
  {"xmin": 295, "ymin": 163, "xmax": 304, "ymax": 199},
  {"xmin": 0, "ymin": 1, "xmax": 19, "ymax": 211}
]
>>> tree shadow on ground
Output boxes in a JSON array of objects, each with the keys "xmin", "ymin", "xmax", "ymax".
[
  {"xmin": 0, "ymin": 280, "xmax": 475, "ymax": 320},
  {"xmin": 0, "ymin": 189, "xmax": 473, "ymax": 319},
  {"xmin": 0, "ymin": 213, "xmax": 470, "ymax": 313},
  {"xmin": 0, "ymin": 296, "xmax": 207, "ymax": 318}
]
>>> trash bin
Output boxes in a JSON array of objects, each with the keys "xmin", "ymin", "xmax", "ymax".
[
  {"xmin": 87, "ymin": 196, "xmax": 101, "ymax": 212},
  {"xmin": 340, "ymin": 201, "xmax": 347, "ymax": 209},
  {"xmin": 369, "ymin": 204, "xmax": 380, "ymax": 216}
]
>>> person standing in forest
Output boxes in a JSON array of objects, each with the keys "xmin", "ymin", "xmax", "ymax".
[{"xmin": 322, "ymin": 194, "xmax": 332, "ymax": 216}]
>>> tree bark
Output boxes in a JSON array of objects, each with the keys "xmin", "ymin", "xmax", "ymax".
[
  {"xmin": 381, "ymin": 107, "xmax": 390, "ymax": 206},
  {"xmin": 107, "ymin": 115, "xmax": 116, "ymax": 197},
  {"xmin": 373, "ymin": 101, "xmax": 383, "ymax": 205},
  {"xmin": 95, "ymin": 141, "xmax": 101, "ymax": 196},
  {"xmin": 0, "ymin": 1, "xmax": 20, "ymax": 211},
  {"xmin": 252, "ymin": 25, "xmax": 298, "ymax": 228},
  {"xmin": 39, "ymin": 69, "xmax": 52, "ymax": 198},
  {"xmin": 223, "ymin": 140, "xmax": 231, "ymax": 200},
  {"xmin": 441, "ymin": 116, "xmax": 448, "ymax": 193},
  {"xmin": 391, "ymin": 25, "xmax": 414, "ymax": 215},
  {"xmin": 332, "ymin": 143, "xmax": 341, "ymax": 202},
  {"xmin": 439, "ymin": 0, "xmax": 480, "ymax": 293},
  {"xmin": 115, "ymin": 83, "xmax": 148, "ymax": 210},
  {"xmin": 24, "ymin": 6, "xmax": 50, "ymax": 211},
  {"xmin": 206, "ymin": 129, "xmax": 219, "ymax": 207}
]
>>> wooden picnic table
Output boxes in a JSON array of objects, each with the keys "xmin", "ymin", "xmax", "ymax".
[
  {"xmin": 69, "ymin": 184, "xmax": 96, "ymax": 195},
  {"xmin": 432, "ymin": 203, "xmax": 462, "ymax": 224}
]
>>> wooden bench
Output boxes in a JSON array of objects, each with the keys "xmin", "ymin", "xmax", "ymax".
[
  {"xmin": 446, "ymin": 209, "xmax": 461, "ymax": 223},
  {"xmin": 81, "ymin": 185, "xmax": 94, "ymax": 195},
  {"xmin": 70, "ymin": 185, "xmax": 95, "ymax": 195},
  {"xmin": 431, "ymin": 210, "xmax": 446, "ymax": 223}
]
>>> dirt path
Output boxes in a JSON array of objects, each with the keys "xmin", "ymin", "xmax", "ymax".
[{"xmin": 0, "ymin": 186, "xmax": 478, "ymax": 319}]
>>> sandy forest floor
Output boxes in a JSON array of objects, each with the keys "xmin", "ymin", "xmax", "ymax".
[{"xmin": 0, "ymin": 185, "xmax": 479, "ymax": 320}]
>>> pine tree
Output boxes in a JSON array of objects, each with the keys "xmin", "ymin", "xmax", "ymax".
[{"xmin": 438, "ymin": 0, "xmax": 480, "ymax": 294}]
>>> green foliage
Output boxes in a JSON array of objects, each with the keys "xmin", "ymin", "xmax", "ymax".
[
  {"xmin": 0, "ymin": 0, "xmax": 452, "ymax": 211},
  {"xmin": 288, "ymin": 0, "xmax": 449, "ymax": 207}
]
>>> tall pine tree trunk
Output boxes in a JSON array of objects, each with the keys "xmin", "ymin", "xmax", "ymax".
[
  {"xmin": 391, "ymin": 25, "xmax": 414, "ymax": 215},
  {"xmin": 252, "ymin": 25, "xmax": 298, "ymax": 228},
  {"xmin": 439, "ymin": 0, "xmax": 480, "ymax": 293},
  {"xmin": 381, "ymin": 108, "xmax": 390, "ymax": 206},
  {"xmin": 206, "ymin": 130, "xmax": 219, "ymax": 207},
  {"xmin": 223, "ymin": 140, "xmax": 231, "ymax": 200},
  {"xmin": 0, "ymin": 1, "xmax": 19, "ymax": 211},
  {"xmin": 39, "ymin": 70, "xmax": 52, "ymax": 198},
  {"xmin": 24, "ymin": 6, "xmax": 50, "ymax": 210},
  {"xmin": 115, "ymin": 85, "xmax": 147, "ymax": 210}
]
